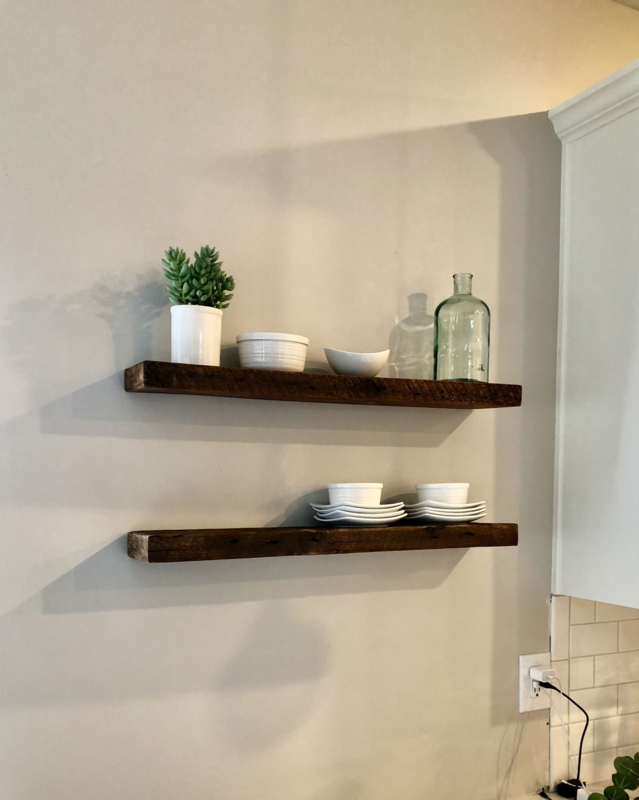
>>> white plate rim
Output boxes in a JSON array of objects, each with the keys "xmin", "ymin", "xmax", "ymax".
[
  {"xmin": 314, "ymin": 513, "xmax": 407, "ymax": 523},
  {"xmin": 406, "ymin": 510, "xmax": 486, "ymax": 518},
  {"xmin": 405, "ymin": 500, "xmax": 486, "ymax": 510},
  {"xmin": 406, "ymin": 510, "xmax": 486, "ymax": 515},
  {"xmin": 318, "ymin": 520, "xmax": 394, "ymax": 527},
  {"xmin": 315, "ymin": 513, "xmax": 406, "ymax": 519},
  {"xmin": 311, "ymin": 503, "xmax": 404, "ymax": 511},
  {"xmin": 313, "ymin": 508, "xmax": 406, "ymax": 519},
  {"xmin": 407, "ymin": 513, "xmax": 487, "ymax": 522}
]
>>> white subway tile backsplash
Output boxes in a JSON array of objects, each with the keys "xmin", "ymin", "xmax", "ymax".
[
  {"xmin": 569, "ymin": 720, "xmax": 594, "ymax": 754},
  {"xmin": 550, "ymin": 597, "xmax": 639, "ymax": 786},
  {"xmin": 572, "ymin": 598, "xmax": 596, "ymax": 625},
  {"xmin": 620, "ymin": 621, "xmax": 639, "ymax": 652},
  {"xmin": 619, "ymin": 683, "xmax": 639, "ymax": 716},
  {"xmin": 595, "ymin": 712, "xmax": 639, "ymax": 750},
  {"xmin": 568, "ymin": 685, "xmax": 617, "ymax": 723},
  {"xmin": 552, "ymin": 595, "xmax": 570, "ymax": 661},
  {"xmin": 596, "ymin": 651, "xmax": 639, "ymax": 686},
  {"xmin": 570, "ymin": 656, "xmax": 595, "ymax": 691},
  {"xmin": 550, "ymin": 724, "xmax": 595, "ymax": 787},
  {"xmin": 618, "ymin": 743, "xmax": 639, "ymax": 760},
  {"xmin": 551, "ymin": 660, "xmax": 569, "ymax": 727},
  {"xmin": 571, "ymin": 622, "xmax": 618, "ymax": 658},
  {"xmin": 580, "ymin": 748, "xmax": 618, "ymax": 785},
  {"xmin": 550, "ymin": 725, "xmax": 570, "ymax": 788},
  {"xmin": 597, "ymin": 603, "xmax": 639, "ymax": 622}
]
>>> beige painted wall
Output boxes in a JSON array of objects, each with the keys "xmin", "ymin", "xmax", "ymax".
[{"xmin": 1, "ymin": 2, "xmax": 639, "ymax": 799}]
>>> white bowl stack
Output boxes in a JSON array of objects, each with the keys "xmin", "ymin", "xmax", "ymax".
[
  {"xmin": 311, "ymin": 483, "xmax": 406, "ymax": 527},
  {"xmin": 405, "ymin": 483, "xmax": 486, "ymax": 523}
]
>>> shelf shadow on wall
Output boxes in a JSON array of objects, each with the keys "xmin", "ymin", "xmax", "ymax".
[
  {"xmin": 0, "ymin": 537, "xmax": 462, "ymax": 710},
  {"xmin": 38, "ymin": 536, "xmax": 465, "ymax": 615},
  {"xmin": 2, "ymin": 581, "xmax": 335, "ymax": 728},
  {"xmin": 35, "ymin": 371, "xmax": 470, "ymax": 447}
]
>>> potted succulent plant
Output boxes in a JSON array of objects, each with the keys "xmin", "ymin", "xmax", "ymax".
[{"xmin": 163, "ymin": 245, "xmax": 235, "ymax": 366}]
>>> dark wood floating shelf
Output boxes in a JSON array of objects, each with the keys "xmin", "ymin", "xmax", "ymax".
[
  {"xmin": 128, "ymin": 523, "xmax": 518, "ymax": 563},
  {"xmin": 125, "ymin": 361, "xmax": 522, "ymax": 409}
]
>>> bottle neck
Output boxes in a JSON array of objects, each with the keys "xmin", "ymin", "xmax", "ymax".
[{"xmin": 453, "ymin": 273, "xmax": 473, "ymax": 296}]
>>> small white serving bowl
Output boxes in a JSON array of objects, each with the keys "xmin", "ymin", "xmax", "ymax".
[
  {"xmin": 328, "ymin": 483, "xmax": 383, "ymax": 505},
  {"xmin": 237, "ymin": 332, "xmax": 309, "ymax": 372},
  {"xmin": 416, "ymin": 483, "xmax": 470, "ymax": 504},
  {"xmin": 324, "ymin": 348, "xmax": 390, "ymax": 378}
]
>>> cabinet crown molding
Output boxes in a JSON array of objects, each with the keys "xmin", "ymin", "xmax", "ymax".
[{"xmin": 550, "ymin": 57, "xmax": 639, "ymax": 142}]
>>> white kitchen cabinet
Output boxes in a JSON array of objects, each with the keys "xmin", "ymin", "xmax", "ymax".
[{"xmin": 550, "ymin": 58, "xmax": 639, "ymax": 607}]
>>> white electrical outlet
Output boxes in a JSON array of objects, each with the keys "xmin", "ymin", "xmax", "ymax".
[{"xmin": 519, "ymin": 652, "xmax": 552, "ymax": 713}]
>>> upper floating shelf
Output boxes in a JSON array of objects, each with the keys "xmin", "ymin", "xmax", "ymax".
[{"xmin": 124, "ymin": 361, "xmax": 522, "ymax": 410}]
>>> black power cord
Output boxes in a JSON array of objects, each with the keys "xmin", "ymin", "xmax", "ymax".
[{"xmin": 539, "ymin": 680, "xmax": 590, "ymax": 795}]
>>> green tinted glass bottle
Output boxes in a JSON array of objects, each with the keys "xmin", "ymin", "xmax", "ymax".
[{"xmin": 434, "ymin": 273, "xmax": 490, "ymax": 382}]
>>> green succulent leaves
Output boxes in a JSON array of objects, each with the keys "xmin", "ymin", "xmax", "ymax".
[
  {"xmin": 587, "ymin": 753, "xmax": 639, "ymax": 800},
  {"xmin": 162, "ymin": 245, "xmax": 235, "ymax": 309}
]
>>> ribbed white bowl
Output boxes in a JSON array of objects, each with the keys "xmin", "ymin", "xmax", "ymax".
[
  {"xmin": 237, "ymin": 332, "xmax": 309, "ymax": 372},
  {"xmin": 327, "ymin": 483, "xmax": 383, "ymax": 505},
  {"xmin": 416, "ymin": 483, "xmax": 470, "ymax": 504}
]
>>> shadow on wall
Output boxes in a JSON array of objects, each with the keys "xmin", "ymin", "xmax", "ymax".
[
  {"xmin": 0, "ymin": 113, "xmax": 559, "ymax": 793},
  {"xmin": 215, "ymin": 603, "xmax": 329, "ymax": 752},
  {"xmin": 37, "ymin": 538, "xmax": 465, "ymax": 615},
  {"xmin": 34, "ymin": 375, "xmax": 469, "ymax": 446},
  {"xmin": 0, "ymin": 268, "xmax": 168, "ymax": 404},
  {"xmin": 468, "ymin": 113, "xmax": 561, "ymax": 747},
  {"xmin": 388, "ymin": 292, "xmax": 435, "ymax": 379},
  {"xmin": 0, "ymin": 544, "xmax": 464, "ymax": 715}
]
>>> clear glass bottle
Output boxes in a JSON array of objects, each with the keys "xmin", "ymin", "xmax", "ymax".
[{"xmin": 434, "ymin": 273, "xmax": 490, "ymax": 382}]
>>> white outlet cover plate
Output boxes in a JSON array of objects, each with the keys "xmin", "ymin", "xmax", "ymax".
[{"xmin": 519, "ymin": 652, "xmax": 551, "ymax": 713}]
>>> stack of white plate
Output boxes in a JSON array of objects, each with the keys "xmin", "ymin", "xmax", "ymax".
[
  {"xmin": 406, "ymin": 483, "xmax": 485, "ymax": 523},
  {"xmin": 405, "ymin": 499, "xmax": 486, "ymax": 523},
  {"xmin": 311, "ymin": 501, "xmax": 406, "ymax": 527},
  {"xmin": 311, "ymin": 483, "xmax": 406, "ymax": 527}
]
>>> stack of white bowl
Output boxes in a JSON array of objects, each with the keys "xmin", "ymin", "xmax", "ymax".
[
  {"xmin": 405, "ymin": 483, "xmax": 486, "ymax": 523},
  {"xmin": 311, "ymin": 483, "xmax": 406, "ymax": 527}
]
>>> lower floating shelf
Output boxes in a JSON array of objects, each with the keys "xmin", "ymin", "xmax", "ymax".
[{"xmin": 128, "ymin": 523, "xmax": 518, "ymax": 563}]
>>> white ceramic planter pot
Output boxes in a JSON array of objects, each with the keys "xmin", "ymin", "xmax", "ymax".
[{"xmin": 171, "ymin": 305, "xmax": 223, "ymax": 366}]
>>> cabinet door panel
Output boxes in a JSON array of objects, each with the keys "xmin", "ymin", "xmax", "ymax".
[{"xmin": 555, "ymin": 105, "xmax": 639, "ymax": 606}]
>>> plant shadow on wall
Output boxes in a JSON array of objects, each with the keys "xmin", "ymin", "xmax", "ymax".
[
  {"xmin": 93, "ymin": 270, "xmax": 169, "ymax": 367},
  {"xmin": 0, "ymin": 268, "xmax": 169, "ymax": 404}
]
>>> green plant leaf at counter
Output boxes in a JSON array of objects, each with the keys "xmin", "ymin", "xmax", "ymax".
[
  {"xmin": 162, "ymin": 245, "xmax": 235, "ymax": 308},
  {"xmin": 588, "ymin": 754, "xmax": 639, "ymax": 800}
]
